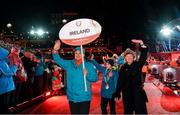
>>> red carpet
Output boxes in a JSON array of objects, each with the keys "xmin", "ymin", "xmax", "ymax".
[
  {"xmin": 159, "ymin": 86, "xmax": 180, "ymax": 112},
  {"xmin": 146, "ymin": 75, "xmax": 180, "ymax": 113},
  {"xmin": 19, "ymin": 75, "xmax": 180, "ymax": 114}
]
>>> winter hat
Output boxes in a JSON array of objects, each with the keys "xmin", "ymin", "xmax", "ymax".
[
  {"xmin": 106, "ymin": 59, "xmax": 114, "ymax": 66},
  {"xmin": 0, "ymin": 47, "xmax": 9, "ymax": 60},
  {"xmin": 75, "ymin": 46, "xmax": 85, "ymax": 53}
]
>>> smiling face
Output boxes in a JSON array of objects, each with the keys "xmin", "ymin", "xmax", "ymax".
[
  {"xmin": 74, "ymin": 50, "xmax": 82, "ymax": 61},
  {"xmin": 124, "ymin": 53, "xmax": 134, "ymax": 65}
]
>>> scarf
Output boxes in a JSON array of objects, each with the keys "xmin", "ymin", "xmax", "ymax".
[{"xmin": 76, "ymin": 59, "xmax": 82, "ymax": 66}]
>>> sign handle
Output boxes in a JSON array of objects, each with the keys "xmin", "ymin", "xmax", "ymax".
[{"xmin": 80, "ymin": 45, "xmax": 87, "ymax": 92}]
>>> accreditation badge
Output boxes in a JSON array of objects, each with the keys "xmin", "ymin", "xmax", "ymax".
[{"xmin": 105, "ymin": 84, "xmax": 109, "ymax": 90}]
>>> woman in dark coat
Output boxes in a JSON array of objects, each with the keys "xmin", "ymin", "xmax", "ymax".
[{"xmin": 114, "ymin": 39, "xmax": 148, "ymax": 114}]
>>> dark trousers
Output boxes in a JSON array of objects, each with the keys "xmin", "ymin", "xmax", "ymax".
[
  {"xmin": 11, "ymin": 82, "xmax": 23, "ymax": 105},
  {"xmin": 142, "ymin": 72, "xmax": 146, "ymax": 83},
  {"xmin": 123, "ymin": 91, "xmax": 147, "ymax": 114},
  {"xmin": 101, "ymin": 97, "xmax": 116, "ymax": 114},
  {"xmin": 69, "ymin": 101, "xmax": 90, "ymax": 114},
  {"xmin": 33, "ymin": 75, "xmax": 43, "ymax": 97},
  {"xmin": 0, "ymin": 91, "xmax": 11, "ymax": 113}
]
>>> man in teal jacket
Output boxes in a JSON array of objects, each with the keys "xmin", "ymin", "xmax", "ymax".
[{"xmin": 52, "ymin": 40, "xmax": 98, "ymax": 114}]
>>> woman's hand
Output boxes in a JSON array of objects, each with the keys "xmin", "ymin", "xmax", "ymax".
[
  {"xmin": 131, "ymin": 39, "xmax": 143, "ymax": 44},
  {"xmin": 131, "ymin": 39, "xmax": 147, "ymax": 48}
]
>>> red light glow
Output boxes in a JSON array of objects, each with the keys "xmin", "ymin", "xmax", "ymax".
[{"xmin": 45, "ymin": 91, "xmax": 51, "ymax": 97}]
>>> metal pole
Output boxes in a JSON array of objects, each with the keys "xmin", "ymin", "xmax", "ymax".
[{"xmin": 80, "ymin": 45, "xmax": 87, "ymax": 92}]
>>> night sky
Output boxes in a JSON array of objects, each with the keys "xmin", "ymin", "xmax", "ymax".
[{"xmin": 1, "ymin": 0, "xmax": 180, "ymax": 46}]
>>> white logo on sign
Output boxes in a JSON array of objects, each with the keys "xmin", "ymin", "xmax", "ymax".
[{"xmin": 76, "ymin": 21, "xmax": 81, "ymax": 27}]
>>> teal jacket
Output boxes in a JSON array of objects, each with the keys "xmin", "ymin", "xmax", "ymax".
[
  {"xmin": 34, "ymin": 58, "xmax": 45, "ymax": 76},
  {"xmin": 0, "ymin": 48, "xmax": 17, "ymax": 95},
  {"xmin": 117, "ymin": 54, "xmax": 124, "ymax": 65},
  {"xmin": 91, "ymin": 59, "xmax": 119, "ymax": 99},
  {"xmin": 53, "ymin": 53, "xmax": 98, "ymax": 102}
]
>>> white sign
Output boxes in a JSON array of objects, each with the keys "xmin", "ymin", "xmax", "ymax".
[{"xmin": 59, "ymin": 18, "xmax": 102, "ymax": 46}]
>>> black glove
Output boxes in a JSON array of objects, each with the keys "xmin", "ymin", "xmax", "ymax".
[{"xmin": 113, "ymin": 92, "xmax": 121, "ymax": 100}]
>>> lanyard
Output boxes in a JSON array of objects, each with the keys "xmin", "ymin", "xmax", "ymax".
[{"xmin": 104, "ymin": 69, "xmax": 111, "ymax": 84}]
